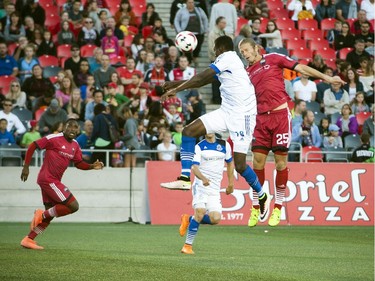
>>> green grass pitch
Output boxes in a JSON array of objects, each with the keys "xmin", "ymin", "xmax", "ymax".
[{"xmin": 0, "ymin": 223, "xmax": 373, "ymax": 281}]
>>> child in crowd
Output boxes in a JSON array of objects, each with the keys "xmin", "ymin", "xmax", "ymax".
[
  {"xmin": 81, "ymin": 74, "xmax": 96, "ymax": 103},
  {"xmin": 104, "ymin": 82, "xmax": 129, "ymax": 109},
  {"xmin": 152, "ymin": 17, "xmax": 167, "ymax": 36},
  {"xmin": 18, "ymin": 44, "xmax": 39, "ymax": 82},
  {"xmin": 58, "ymin": 20, "xmax": 76, "ymax": 45},
  {"xmin": 119, "ymin": 16, "xmax": 131, "ymax": 36},
  {"xmin": 101, "ymin": 27, "xmax": 119, "ymax": 59},
  {"xmin": 0, "ymin": 118, "xmax": 16, "ymax": 145},
  {"xmin": 323, "ymin": 124, "xmax": 343, "ymax": 148},
  {"xmin": 20, "ymin": 120, "xmax": 41, "ymax": 147},
  {"xmin": 164, "ymin": 103, "xmax": 183, "ymax": 129},
  {"xmin": 350, "ymin": 91, "xmax": 370, "ymax": 114},
  {"xmin": 36, "ymin": 30, "xmax": 57, "ymax": 57},
  {"xmin": 318, "ymin": 117, "xmax": 330, "ymax": 138},
  {"xmin": 172, "ymin": 121, "xmax": 183, "ymax": 149}
]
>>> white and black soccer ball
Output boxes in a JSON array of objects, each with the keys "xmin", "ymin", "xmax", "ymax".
[{"xmin": 175, "ymin": 31, "xmax": 198, "ymax": 52}]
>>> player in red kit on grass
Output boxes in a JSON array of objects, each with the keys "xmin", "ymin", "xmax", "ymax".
[
  {"xmin": 239, "ymin": 38, "xmax": 345, "ymax": 227},
  {"xmin": 20, "ymin": 119, "xmax": 104, "ymax": 250}
]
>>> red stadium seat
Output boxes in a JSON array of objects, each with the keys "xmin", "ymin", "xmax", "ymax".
[
  {"xmin": 259, "ymin": 18, "xmax": 269, "ymax": 33},
  {"xmin": 275, "ymin": 17, "xmax": 295, "ymax": 30},
  {"xmin": 127, "ymin": 25, "xmax": 139, "ymax": 35},
  {"xmin": 49, "ymin": 76, "xmax": 58, "ymax": 84},
  {"xmin": 346, "ymin": 18, "xmax": 356, "ymax": 28},
  {"xmin": 290, "ymin": 47, "xmax": 313, "ymax": 60},
  {"xmin": 59, "ymin": 57, "xmax": 68, "ymax": 68},
  {"xmin": 80, "ymin": 44, "xmax": 97, "ymax": 57},
  {"xmin": 281, "ymin": 28, "xmax": 300, "ymax": 41},
  {"xmin": 7, "ymin": 42, "xmax": 19, "ymax": 55},
  {"xmin": 124, "ymin": 34, "xmax": 135, "ymax": 47},
  {"xmin": 107, "ymin": 4, "xmax": 120, "ymax": 16},
  {"xmin": 270, "ymin": 7, "xmax": 290, "ymax": 19},
  {"xmin": 267, "ymin": 0, "xmax": 284, "ymax": 9},
  {"xmin": 298, "ymin": 58, "xmax": 312, "ymax": 65},
  {"xmin": 298, "ymin": 18, "xmax": 318, "ymax": 30},
  {"xmin": 302, "ymin": 28, "xmax": 323, "ymax": 40},
  {"xmin": 115, "ymin": 66, "xmax": 127, "ymax": 78},
  {"xmin": 285, "ymin": 38, "xmax": 306, "ymax": 50},
  {"xmin": 302, "ymin": 146, "xmax": 323, "ymax": 162},
  {"xmin": 43, "ymin": 5, "xmax": 59, "ymax": 15},
  {"xmin": 324, "ymin": 58, "xmax": 337, "ymax": 70},
  {"xmin": 236, "ymin": 17, "xmax": 249, "ymax": 36},
  {"xmin": 38, "ymin": 55, "xmax": 59, "ymax": 68},
  {"xmin": 35, "ymin": 108, "xmax": 47, "ymax": 122},
  {"xmin": 110, "ymin": 56, "xmax": 127, "ymax": 65},
  {"xmin": 320, "ymin": 18, "xmax": 336, "ymax": 34},
  {"xmin": 132, "ymin": 3, "xmax": 146, "ymax": 16},
  {"xmin": 142, "ymin": 25, "xmax": 153, "ymax": 39},
  {"xmin": 57, "ymin": 44, "xmax": 72, "ymax": 58},
  {"xmin": 0, "ymin": 75, "xmax": 15, "ymax": 95},
  {"xmin": 338, "ymin": 47, "xmax": 353, "ymax": 60},
  {"xmin": 309, "ymin": 38, "xmax": 329, "ymax": 50},
  {"xmin": 318, "ymin": 47, "xmax": 336, "ymax": 60},
  {"xmin": 287, "ymin": 100, "xmax": 295, "ymax": 111},
  {"xmin": 356, "ymin": 112, "xmax": 370, "ymax": 126},
  {"xmin": 45, "ymin": 14, "xmax": 60, "ymax": 29}
]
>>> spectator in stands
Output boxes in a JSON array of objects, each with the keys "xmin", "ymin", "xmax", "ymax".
[
  {"xmin": 351, "ymin": 133, "xmax": 374, "ymax": 162},
  {"xmin": 54, "ymin": 70, "xmax": 68, "ymax": 90},
  {"xmin": 93, "ymin": 54, "xmax": 117, "ymax": 88},
  {"xmin": 20, "ymin": 119, "xmax": 41, "ymax": 148},
  {"xmin": 350, "ymin": 91, "xmax": 370, "ymax": 114},
  {"xmin": 323, "ymin": 124, "xmax": 343, "ymax": 148},
  {"xmin": 56, "ymin": 76, "xmax": 76, "ymax": 107},
  {"xmin": 208, "ymin": 16, "xmax": 227, "ymax": 63},
  {"xmin": 164, "ymin": 103, "xmax": 184, "ymax": 130},
  {"xmin": 292, "ymin": 110, "xmax": 322, "ymax": 147},
  {"xmin": 87, "ymin": 0, "xmax": 111, "ymax": 31},
  {"xmin": 168, "ymin": 55, "xmax": 196, "ymax": 82},
  {"xmin": 135, "ymin": 49, "xmax": 147, "ymax": 74},
  {"xmin": 22, "ymin": 64, "xmax": 54, "ymax": 108},
  {"xmin": 308, "ymin": 54, "xmax": 327, "ymax": 74},
  {"xmin": 64, "ymin": 44, "xmax": 84, "ymax": 79},
  {"xmin": 76, "ymin": 119, "xmax": 94, "ymax": 162},
  {"xmin": 234, "ymin": 24, "xmax": 252, "ymax": 67},
  {"xmin": 357, "ymin": 56, "xmax": 369, "ymax": 76},
  {"xmin": 243, "ymin": 0, "xmax": 263, "ymax": 21},
  {"xmin": 21, "ymin": 0, "xmax": 46, "ymax": 27},
  {"xmin": 344, "ymin": 68, "xmax": 364, "ymax": 101},
  {"xmin": 157, "ymin": 130, "xmax": 177, "ymax": 161},
  {"xmin": 68, "ymin": 0, "xmax": 84, "ymax": 29},
  {"xmin": 88, "ymin": 47, "xmax": 103, "ymax": 72},
  {"xmin": 142, "ymin": 51, "xmax": 156, "ymax": 74},
  {"xmin": 317, "ymin": 67, "xmax": 334, "ymax": 104},
  {"xmin": 355, "ymin": 22, "xmax": 375, "ymax": 55},
  {"xmin": 114, "ymin": 0, "xmax": 137, "ymax": 27},
  {"xmin": 138, "ymin": 82, "xmax": 153, "ymax": 114},
  {"xmin": 144, "ymin": 55, "xmax": 169, "ymax": 89},
  {"xmin": 149, "ymin": 123, "xmax": 167, "ymax": 150},
  {"xmin": 3, "ymin": 11, "xmax": 25, "ymax": 43},
  {"xmin": 85, "ymin": 89, "xmax": 107, "ymax": 121},
  {"xmin": 96, "ymin": 10, "xmax": 108, "ymax": 34},
  {"xmin": 293, "ymin": 74, "xmax": 317, "ymax": 102},
  {"xmin": 359, "ymin": 58, "xmax": 374, "ymax": 95},
  {"xmin": 258, "ymin": 20, "xmax": 282, "ymax": 50},
  {"xmin": 141, "ymin": 3, "xmax": 160, "ymax": 28},
  {"xmin": 36, "ymin": 30, "xmax": 57, "ymax": 57},
  {"xmin": 0, "ymin": 3, "xmax": 16, "ymax": 29},
  {"xmin": 99, "ymin": 17, "xmax": 124, "ymax": 47},
  {"xmin": 131, "ymin": 34, "xmax": 144, "ymax": 61},
  {"xmin": 336, "ymin": 103, "xmax": 359, "ymax": 140},
  {"xmin": 92, "ymin": 102, "xmax": 118, "ymax": 166},
  {"xmin": 118, "ymin": 16, "xmax": 131, "ymax": 37},
  {"xmin": 291, "ymin": 99, "xmax": 307, "ymax": 127},
  {"xmin": 31, "ymin": 27, "xmax": 43, "ymax": 49},
  {"xmin": 210, "ymin": 0, "xmax": 237, "ymax": 39},
  {"xmin": 74, "ymin": 59, "xmax": 91, "ymax": 87},
  {"xmin": 101, "ymin": 27, "xmax": 119, "ymax": 59},
  {"xmin": 32, "ymin": 88, "xmax": 54, "ymax": 114},
  {"xmin": 288, "ymin": 0, "xmax": 316, "ymax": 28},
  {"xmin": 164, "ymin": 46, "xmax": 179, "ymax": 73},
  {"xmin": 174, "ymin": 0, "xmax": 208, "ymax": 65},
  {"xmin": 18, "ymin": 44, "xmax": 38, "ymax": 83},
  {"xmin": 65, "ymin": 88, "xmax": 85, "ymax": 121},
  {"xmin": 153, "ymin": 31, "xmax": 174, "ymax": 56},
  {"xmin": 323, "ymin": 81, "xmax": 350, "ymax": 115},
  {"xmin": 51, "ymin": 121, "xmax": 64, "ymax": 134},
  {"xmin": 334, "ymin": 21, "xmax": 355, "ymax": 51},
  {"xmin": 0, "ymin": 118, "xmax": 15, "ymax": 144},
  {"xmin": 346, "ymin": 39, "xmax": 371, "ymax": 69},
  {"xmin": 81, "ymin": 74, "xmax": 96, "ymax": 103},
  {"xmin": 360, "ymin": 0, "xmax": 374, "ymax": 21},
  {"xmin": 121, "ymin": 57, "xmax": 143, "ymax": 86},
  {"xmin": 362, "ymin": 104, "xmax": 374, "ymax": 136},
  {"xmin": 105, "ymin": 72, "xmax": 125, "ymax": 96},
  {"xmin": 153, "ymin": 17, "xmax": 167, "ymax": 37},
  {"xmin": 315, "ymin": 0, "xmax": 336, "ymax": 24},
  {"xmin": 351, "ymin": 9, "xmax": 374, "ymax": 35},
  {"xmin": 49, "ymin": 10, "xmax": 74, "ymax": 36},
  {"xmin": 318, "ymin": 117, "xmax": 330, "ymax": 138},
  {"xmin": 186, "ymin": 89, "xmax": 204, "ymax": 124},
  {"xmin": 327, "ymin": 20, "xmax": 342, "ymax": 47},
  {"xmin": 12, "ymin": 36, "xmax": 28, "ymax": 61},
  {"xmin": 23, "ymin": 16, "xmax": 38, "ymax": 43},
  {"xmin": 125, "ymin": 73, "xmax": 141, "ymax": 99},
  {"xmin": 136, "ymin": 121, "xmax": 151, "ymax": 152},
  {"xmin": 143, "ymin": 36, "xmax": 155, "ymax": 54},
  {"xmin": 5, "ymin": 80, "xmax": 26, "ymax": 109},
  {"xmin": 104, "ymin": 82, "xmax": 129, "ymax": 109},
  {"xmin": 170, "ymin": 0, "xmax": 186, "ymax": 30},
  {"xmin": 38, "ymin": 99, "xmax": 68, "ymax": 136},
  {"xmin": 77, "ymin": 16, "xmax": 100, "ymax": 47},
  {"xmin": 58, "ymin": 20, "xmax": 77, "ymax": 45},
  {"xmin": 120, "ymin": 106, "xmax": 139, "ymax": 167},
  {"xmin": 250, "ymin": 18, "xmax": 266, "ymax": 49},
  {"xmin": 0, "ymin": 98, "xmax": 26, "ymax": 137},
  {"xmin": 0, "ymin": 41, "xmax": 18, "ymax": 77},
  {"xmin": 336, "ymin": 0, "xmax": 359, "ymax": 22},
  {"xmin": 172, "ymin": 121, "xmax": 183, "ymax": 149}
]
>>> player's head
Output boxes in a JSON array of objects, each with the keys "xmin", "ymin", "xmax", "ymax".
[
  {"xmin": 238, "ymin": 38, "xmax": 261, "ymax": 65},
  {"xmin": 214, "ymin": 35, "xmax": 234, "ymax": 57},
  {"xmin": 63, "ymin": 118, "xmax": 80, "ymax": 141}
]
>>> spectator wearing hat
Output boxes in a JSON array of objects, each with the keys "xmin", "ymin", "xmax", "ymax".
[
  {"xmin": 139, "ymin": 82, "xmax": 153, "ymax": 114},
  {"xmin": 323, "ymin": 124, "xmax": 343, "ymax": 148},
  {"xmin": 351, "ymin": 133, "xmax": 374, "ymax": 162},
  {"xmin": 104, "ymin": 82, "xmax": 129, "ymax": 109},
  {"xmin": 0, "ymin": 118, "xmax": 16, "ymax": 145},
  {"xmin": 186, "ymin": 90, "xmax": 205, "ymax": 124},
  {"xmin": 38, "ymin": 99, "xmax": 68, "ymax": 136},
  {"xmin": 20, "ymin": 119, "xmax": 41, "ymax": 147}
]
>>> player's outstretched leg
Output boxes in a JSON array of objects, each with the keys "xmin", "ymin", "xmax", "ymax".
[
  {"xmin": 269, "ymin": 167, "xmax": 288, "ymax": 226},
  {"xmin": 179, "ymin": 214, "xmax": 191, "ymax": 236}
]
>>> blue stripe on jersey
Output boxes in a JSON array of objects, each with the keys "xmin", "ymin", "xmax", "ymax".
[
  {"xmin": 192, "ymin": 161, "xmax": 200, "ymax": 166},
  {"xmin": 209, "ymin": 63, "xmax": 220, "ymax": 74},
  {"xmin": 197, "ymin": 139, "xmax": 226, "ymax": 154},
  {"xmin": 225, "ymin": 157, "xmax": 233, "ymax": 163}
]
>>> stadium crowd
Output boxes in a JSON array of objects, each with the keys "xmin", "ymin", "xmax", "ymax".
[{"xmin": 0, "ymin": 0, "xmax": 374, "ymax": 166}]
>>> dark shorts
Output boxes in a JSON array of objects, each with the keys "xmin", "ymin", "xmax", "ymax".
[
  {"xmin": 38, "ymin": 180, "xmax": 73, "ymax": 205},
  {"xmin": 252, "ymin": 108, "xmax": 292, "ymax": 153}
]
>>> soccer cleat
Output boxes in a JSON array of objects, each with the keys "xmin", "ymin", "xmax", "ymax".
[
  {"xmin": 248, "ymin": 207, "xmax": 260, "ymax": 227},
  {"xmin": 179, "ymin": 214, "xmax": 190, "ymax": 236},
  {"xmin": 30, "ymin": 209, "xmax": 44, "ymax": 230},
  {"xmin": 20, "ymin": 236, "xmax": 44, "ymax": 250},
  {"xmin": 160, "ymin": 176, "xmax": 191, "ymax": 190},
  {"xmin": 268, "ymin": 208, "xmax": 281, "ymax": 227},
  {"xmin": 181, "ymin": 243, "xmax": 194, "ymax": 255},
  {"xmin": 258, "ymin": 193, "xmax": 270, "ymax": 222}
]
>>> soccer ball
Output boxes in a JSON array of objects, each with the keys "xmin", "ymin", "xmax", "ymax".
[{"xmin": 175, "ymin": 31, "xmax": 198, "ymax": 52}]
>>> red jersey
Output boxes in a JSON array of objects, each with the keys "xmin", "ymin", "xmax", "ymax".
[
  {"xmin": 35, "ymin": 133, "xmax": 83, "ymax": 183},
  {"xmin": 246, "ymin": 53, "xmax": 298, "ymax": 114}
]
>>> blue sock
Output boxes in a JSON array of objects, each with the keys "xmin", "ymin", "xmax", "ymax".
[
  {"xmin": 200, "ymin": 214, "xmax": 211, "ymax": 224},
  {"xmin": 185, "ymin": 218, "xmax": 200, "ymax": 245},
  {"xmin": 180, "ymin": 135, "xmax": 196, "ymax": 178},
  {"xmin": 241, "ymin": 165, "xmax": 264, "ymax": 197}
]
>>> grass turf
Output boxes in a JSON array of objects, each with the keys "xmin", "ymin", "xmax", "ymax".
[{"xmin": 0, "ymin": 223, "xmax": 373, "ymax": 281}]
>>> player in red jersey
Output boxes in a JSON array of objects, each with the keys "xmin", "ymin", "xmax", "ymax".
[
  {"xmin": 239, "ymin": 38, "xmax": 345, "ymax": 227},
  {"xmin": 20, "ymin": 119, "xmax": 104, "ymax": 250}
]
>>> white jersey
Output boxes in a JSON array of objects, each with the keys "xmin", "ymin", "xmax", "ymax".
[
  {"xmin": 192, "ymin": 138, "xmax": 233, "ymax": 192},
  {"xmin": 210, "ymin": 51, "xmax": 257, "ymax": 115}
]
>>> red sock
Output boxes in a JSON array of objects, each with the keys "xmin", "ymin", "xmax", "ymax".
[
  {"xmin": 252, "ymin": 169, "xmax": 265, "ymax": 209},
  {"xmin": 28, "ymin": 217, "xmax": 53, "ymax": 240},
  {"xmin": 43, "ymin": 196, "xmax": 76, "ymax": 219},
  {"xmin": 274, "ymin": 168, "xmax": 288, "ymax": 209}
]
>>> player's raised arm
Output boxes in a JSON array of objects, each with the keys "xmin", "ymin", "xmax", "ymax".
[{"xmin": 295, "ymin": 64, "xmax": 346, "ymax": 85}]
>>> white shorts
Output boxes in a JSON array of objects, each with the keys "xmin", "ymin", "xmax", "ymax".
[
  {"xmin": 192, "ymin": 181, "xmax": 222, "ymax": 213},
  {"xmin": 199, "ymin": 108, "xmax": 256, "ymax": 154}
]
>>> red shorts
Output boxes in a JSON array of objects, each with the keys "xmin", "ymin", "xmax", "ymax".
[
  {"xmin": 38, "ymin": 180, "xmax": 73, "ymax": 205},
  {"xmin": 252, "ymin": 108, "xmax": 292, "ymax": 153}
]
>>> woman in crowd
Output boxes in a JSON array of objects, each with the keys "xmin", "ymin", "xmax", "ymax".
[
  {"xmin": 114, "ymin": 0, "xmax": 137, "ymax": 27},
  {"xmin": 343, "ymin": 68, "xmax": 364, "ymax": 101},
  {"xmin": 257, "ymin": 20, "xmax": 282, "ymax": 49},
  {"xmin": 334, "ymin": 21, "xmax": 355, "ymax": 51},
  {"xmin": 65, "ymin": 88, "xmax": 85, "ymax": 121},
  {"xmin": 3, "ymin": 11, "xmax": 25, "ymax": 43},
  {"xmin": 55, "ymin": 76, "xmax": 76, "ymax": 107},
  {"xmin": 336, "ymin": 103, "xmax": 359, "ymax": 140},
  {"xmin": 6, "ymin": 79, "xmax": 27, "ymax": 109}
]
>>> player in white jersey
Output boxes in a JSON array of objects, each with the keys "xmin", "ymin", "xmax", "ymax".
[
  {"xmin": 161, "ymin": 36, "xmax": 270, "ymax": 222},
  {"xmin": 179, "ymin": 133, "xmax": 234, "ymax": 254}
]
